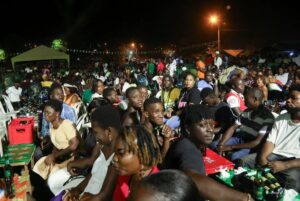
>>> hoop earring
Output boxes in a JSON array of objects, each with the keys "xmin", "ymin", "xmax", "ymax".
[{"xmin": 139, "ymin": 165, "xmax": 146, "ymax": 178}]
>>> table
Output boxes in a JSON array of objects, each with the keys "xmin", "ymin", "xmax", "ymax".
[{"xmin": 0, "ymin": 144, "xmax": 35, "ymax": 195}]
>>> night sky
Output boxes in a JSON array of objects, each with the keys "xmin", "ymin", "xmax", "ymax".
[{"xmin": 1, "ymin": 0, "xmax": 299, "ymax": 51}]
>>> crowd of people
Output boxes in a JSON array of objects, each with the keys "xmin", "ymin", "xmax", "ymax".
[{"xmin": 0, "ymin": 50, "xmax": 300, "ymax": 201}]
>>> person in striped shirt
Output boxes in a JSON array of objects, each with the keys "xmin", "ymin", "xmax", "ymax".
[{"xmin": 213, "ymin": 88, "xmax": 275, "ymax": 161}]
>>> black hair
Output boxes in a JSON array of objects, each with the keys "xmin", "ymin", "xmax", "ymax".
[
  {"xmin": 125, "ymin": 87, "xmax": 139, "ymax": 98},
  {"xmin": 289, "ymin": 84, "xmax": 300, "ymax": 93},
  {"xmin": 91, "ymin": 105, "xmax": 121, "ymax": 131},
  {"xmin": 103, "ymin": 87, "xmax": 116, "ymax": 99},
  {"xmin": 130, "ymin": 170, "xmax": 202, "ymax": 201},
  {"xmin": 184, "ymin": 104, "xmax": 214, "ymax": 125},
  {"xmin": 162, "ymin": 74, "xmax": 173, "ymax": 82},
  {"xmin": 87, "ymin": 97, "xmax": 110, "ymax": 114},
  {"xmin": 44, "ymin": 99, "xmax": 63, "ymax": 114},
  {"xmin": 68, "ymin": 86, "xmax": 78, "ymax": 94},
  {"xmin": 183, "ymin": 71, "xmax": 196, "ymax": 80},
  {"xmin": 230, "ymin": 77, "xmax": 243, "ymax": 88},
  {"xmin": 49, "ymin": 82, "xmax": 63, "ymax": 96},
  {"xmin": 137, "ymin": 85, "xmax": 148, "ymax": 91},
  {"xmin": 200, "ymin": 88, "xmax": 215, "ymax": 100},
  {"xmin": 143, "ymin": 97, "xmax": 162, "ymax": 111},
  {"xmin": 246, "ymin": 88, "xmax": 264, "ymax": 101},
  {"xmin": 92, "ymin": 79, "xmax": 104, "ymax": 93}
]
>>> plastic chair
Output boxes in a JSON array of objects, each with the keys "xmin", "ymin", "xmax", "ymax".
[
  {"xmin": 0, "ymin": 105, "xmax": 10, "ymax": 157},
  {"xmin": 76, "ymin": 113, "xmax": 87, "ymax": 131},
  {"xmin": 76, "ymin": 113, "xmax": 90, "ymax": 139},
  {"xmin": 1, "ymin": 95, "xmax": 19, "ymax": 118},
  {"xmin": 72, "ymin": 102, "xmax": 85, "ymax": 119},
  {"xmin": 0, "ymin": 123, "xmax": 6, "ymax": 156}
]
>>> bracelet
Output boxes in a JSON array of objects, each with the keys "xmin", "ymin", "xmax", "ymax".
[{"xmin": 245, "ymin": 193, "xmax": 251, "ymax": 201}]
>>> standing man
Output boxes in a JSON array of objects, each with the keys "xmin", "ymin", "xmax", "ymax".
[
  {"xmin": 5, "ymin": 80, "xmax": 22, "ymax": 110},
  {"xmin": 214, "ymin": 51, "xmax": 223, "ymax": 70}
]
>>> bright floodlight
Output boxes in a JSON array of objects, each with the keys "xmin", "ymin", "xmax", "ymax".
[
  {"xmin": 210, "ymin": 15, "xmax": 218, "ymax": 24},
  {"xmin": 131, "ymin": 43, "xmax": 136, "ymax": 48}
]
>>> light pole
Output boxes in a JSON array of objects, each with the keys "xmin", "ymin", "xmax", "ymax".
[{"xmin": 209, "ymin": 15, "xmax": 220, "ymax": 52}]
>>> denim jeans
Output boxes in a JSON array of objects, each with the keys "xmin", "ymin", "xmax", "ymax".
[
  {"xmin": 211, "ymin": 137, "xmax": 250, "ymax": 161},
  {"xmin": 164, "ymin": 115, "xmax": 180, "ymax": 130}
]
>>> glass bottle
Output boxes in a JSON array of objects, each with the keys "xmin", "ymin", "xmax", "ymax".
[
  {"xmin": 255, "ymin": 168, "xmax": 264, "ymax": 201},
  {"xmin": 4, "ymin": 158, "xmax": 14, "ymax": 198}
]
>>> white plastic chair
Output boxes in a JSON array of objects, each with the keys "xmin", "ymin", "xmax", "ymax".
[
  {"xmin": 0, "ymin": 125, "xmax": 5, "ymax": 156},
  {"xmin": 76, "ymin": 113, "xmax": 90, "ymax": 138},
  {"xmin": 1, "ymin": 95, "xmax": 19, "ymax": 118},
  {"xmin": 76, "ymin": 113, "xmax": 87, "ymax": 131},
  {"xmin": 0, "ymin": 101, "xmax": 12, "ymax": 137},
  {"xmin": 0, "ymin": 103, "xmax": 10, "ymax": 156}
]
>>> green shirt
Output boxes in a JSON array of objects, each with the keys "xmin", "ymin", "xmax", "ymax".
[
  {"xmin": 82, "ymin": 89, "xmax": 93, "ymax": 104},
  {"xmin": 148, "ymin": 63, "xmax": 156, "ymax": 75}
]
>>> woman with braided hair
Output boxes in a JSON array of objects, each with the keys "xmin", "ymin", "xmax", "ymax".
[{"xmin": 112, "ymin": 125, "xmax": 161, "ymax": 201}]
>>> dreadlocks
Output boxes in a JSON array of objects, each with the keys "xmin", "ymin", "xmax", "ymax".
[{"xmin": 120, "ymin": 125, "xmax": 162, "ymax": 167}]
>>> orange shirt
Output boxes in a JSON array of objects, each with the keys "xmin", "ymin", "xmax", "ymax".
[
  {"xmin": 196, "ymin": 60, "xmax": 205, "ymax": 79},
  {"xmin": 64, "ymin": 93, "xmax": 81, "ymax": 107}
]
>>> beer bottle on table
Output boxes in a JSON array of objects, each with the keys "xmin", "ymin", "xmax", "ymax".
[
  {"xmin": 255, "ymin": 169, "xmax": 264, "ymax": 201},
  {"xmin": 4, "ymin": 158, "xmax": 15, "ymax": 198},
  {"xmin": 265, "ymin": 173, "xmax": 281, "ymax": 189}
]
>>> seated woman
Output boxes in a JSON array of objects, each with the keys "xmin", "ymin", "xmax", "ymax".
[
  {"xmin": 163, "ymin": 104, "xmax": 254, "ymax": 201},
  {"xmin": 51, "ymin": 105, "xmax": 121, "ymax": 201},
  {"xmin": 163, "ymin": 104, "xmax": 214, "ymax": 175},
  {"xmin": 255, "ymin": 75, "xmax": 268, "ymax": 102},
  {"xmin": 112, "ymin": 125, "xmax": 162, "ymax": 201},
  {"xmin": 33, "ymin": 99, "xmax": 80, "ymax": 180},
  {"xmin": 47, "ymin": 100, "xmax": 115, "ymax": 196},
  {"xmin": 63, "ymin": 83, "xmax": 81, "ymax": 107}
]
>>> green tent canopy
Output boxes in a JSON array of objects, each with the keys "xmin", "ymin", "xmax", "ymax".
[{"xmin": 11, "ymin": 45, "xmax": 70, "ymax": 70}]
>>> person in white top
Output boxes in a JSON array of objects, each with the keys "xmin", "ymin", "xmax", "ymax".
[
  {"xmin": 259, "ymin": 84, "xmax": 300, "ymax": 192},
  {"xmin": 275, "ymin": 66, "xmax": 289, "ymax": 86},
  {"xmin": 5, "ymin": 80, "xmax": 22, "ymax": 109},
  {"xmin": 91, "ymin": 80, "xmax": 105, "ymax": 99},
  {"xmin": 214, "ymin": 51, "xmax": 223, "ymax": 69},
  {"xmin": 53, "ymin": 106, "xmax": 121, "ymax": 201}
]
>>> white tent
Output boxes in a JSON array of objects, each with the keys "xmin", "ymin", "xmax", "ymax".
[{"xmin": 11, "ymin": 45, "xmax": 69, "ymax": 70}]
